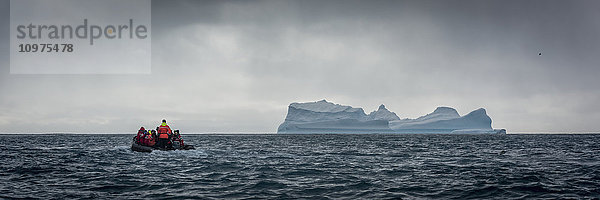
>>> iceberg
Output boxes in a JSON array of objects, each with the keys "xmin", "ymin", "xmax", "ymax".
[
  {"xmin": 277, "ymin": 100, "xmax": 393, "ymax": 133},
  {"xmin": 277, "ymin": 100, "xmax": 506, "ymax": 134}
]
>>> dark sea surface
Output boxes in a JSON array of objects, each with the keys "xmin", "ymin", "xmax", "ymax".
[{"xmin": 1, "ymin": 134, "xmax": 599, "ymax": 199}]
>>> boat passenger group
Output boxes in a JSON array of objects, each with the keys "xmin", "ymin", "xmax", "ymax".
[{"xmin": 135, "ymin": 119, "xmax": 186, "ymax": 149}]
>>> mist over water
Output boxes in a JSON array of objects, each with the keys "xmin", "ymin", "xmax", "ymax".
[{"xmin": 1, "ymin": 134, "xmax": 599, "ymax": 199}]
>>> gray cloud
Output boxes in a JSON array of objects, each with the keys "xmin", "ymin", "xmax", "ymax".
[{"xmin": 1, "ymin": 0, "xmax": 599, "ymax": 133}]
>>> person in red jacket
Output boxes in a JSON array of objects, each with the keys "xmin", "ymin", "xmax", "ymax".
[
  {"xmin": 142, "ymin": 130, "xmax": 150, "ymax": 146},
  {"xmin": 146, "ymin": 130, "xmax": 156, "ymax": 147},
  {"xmin": 136, "ymin": 127, "xmax": 146, "ymax": 145},
  {"xmin": 171, "ymin": 130, "xmax": 185, "ymax": 148},
  {"xmin": 157, "ymin": 119, "xmax": 172, "ymax": 148}
]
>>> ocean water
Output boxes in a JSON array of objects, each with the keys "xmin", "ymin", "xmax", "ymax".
[{"xmin": 1, "ymin": 134, "xmax": 599, "ymax": 199}]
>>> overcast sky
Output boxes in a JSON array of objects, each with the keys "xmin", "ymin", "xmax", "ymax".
[{"xmin": 1, "ymin": 0, "xmax": 599, "ymax": 133}]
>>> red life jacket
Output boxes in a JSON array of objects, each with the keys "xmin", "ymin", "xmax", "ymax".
[
  {"xmin": 140, "ymin": 133, "xmax": 148, "ymax": 146},
  {"xmin": 137, "ymin": 129, "xmax": 145, "ymax": 144},
  {"xmin": 158, "ymin": 125, "xmax": 172, "ymax": 139},
  {"xmin": 147, "ymin": 134, "xmax": 156, "ymax": 146},
  {"xmin": 171, "ymin": 134, "xmax": 185, "ymax": 147}
]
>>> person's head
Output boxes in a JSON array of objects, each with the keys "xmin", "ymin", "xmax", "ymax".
[
  {"xmin": 162, "ymin": 119, "xmax": 166, "ymax": 123},
  {"xmin": 140, "ymin": 127, "xmax": 145, "ymax": 131}
]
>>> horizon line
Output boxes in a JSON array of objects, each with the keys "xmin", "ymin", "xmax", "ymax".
[{"xmin": 0, "ymin": 132, "xmax": 599, "ymax": 135}]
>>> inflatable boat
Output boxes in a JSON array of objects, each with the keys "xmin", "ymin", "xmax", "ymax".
[{"xmin": 131, "ymin": 137, "xmax": 195, "ymax": 153}]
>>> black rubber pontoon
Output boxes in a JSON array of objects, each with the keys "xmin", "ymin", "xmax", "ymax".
[{"xmin": 131, "ymin": 137, "xmax": 195, "ymax": 153}]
